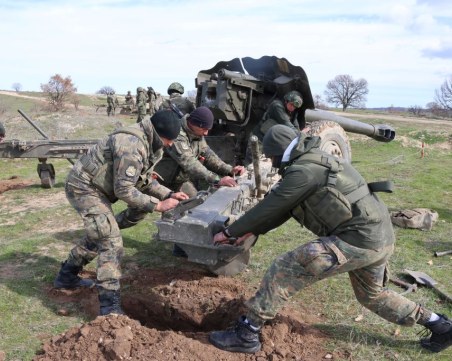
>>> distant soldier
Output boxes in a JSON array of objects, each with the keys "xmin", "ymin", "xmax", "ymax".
[
  {"xmin": 136, "ymin": 87, "xmax": 147, "ymax": 123},
  {"xmin": 159, "ymin": 82, "xmax": 195, "ymax": 115},
  {"xmin": 125, "ymin": 90, "xmax": 135, "ymax": 108},
  {"xmin": 53, "ymin": 110, "xmax": 189, "ymax": 316},
  {"xmin": 0, "ymin": 122, "xmax": 5, "ymax": 142},
  {"xmin": 147, "ymin": 87, "xmax": 158, "ymax": 117},
  {"xmin": 154, "ymin": 106, "xmax": 245, "ymax": 197},
  {"xmin": 106, "ymin": 91, "xmax": 119, "ymax": 116}
]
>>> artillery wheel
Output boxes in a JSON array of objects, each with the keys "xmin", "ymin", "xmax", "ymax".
[
  {"xmin": 40, "ymin": 170, "xmax": 55, "ymax": 189},
  {"xmin": 307, "ymin": 120, "xmax": 352, "ymax": 162},
  {"xmin": 208, "ymin": 250, "xmax": 251, "ymax": 277}
]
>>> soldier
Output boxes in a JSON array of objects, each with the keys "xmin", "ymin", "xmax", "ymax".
[
  {"xmin": 136, "ymin": 87, "xmax": 147, "ymax": 123},
  {"xmin": 125, "ymin": 90, "xmax": 135, "ymax": 108},
  {"xmin": 245, "ymin": 90, "xmax": 303, "ymax": 165},
  {"xmin": 53, "ymin": 110, "xmax": 189, "ymax": 316},
  {"xmin": 209, "ymin": 125, "xmax": 452, "ymax": 354},
  {"xmin": 159, "ymin": 82, "xmax": 195, "ymax": 115},
  {"xmin": 0, "ymin": 122, "xmax": 5, "ymax": 142},
  {"xmin": 147, "ymin": 86, "xmax": 158, "ymax": 118},
  {"xmin": 154, "ymin": 106, "xmax": 245, "ymax": 198},
  {"xmin": 106, "ymin": 91, "xmax": 119, "ymax": 116}
]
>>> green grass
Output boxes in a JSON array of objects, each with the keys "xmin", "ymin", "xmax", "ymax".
[{"xmin": 0, "ymin": 109, "xmax": 451, "ymax": 360}]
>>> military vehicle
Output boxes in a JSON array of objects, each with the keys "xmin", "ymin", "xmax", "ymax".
[{"xmin": 155, "ymin": 56, "xmax": 396, "ymax": 276}]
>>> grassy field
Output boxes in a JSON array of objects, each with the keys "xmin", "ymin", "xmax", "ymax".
[{"xmin": 0, "ymin": 97, "xmax": 451, "ymax": 360}]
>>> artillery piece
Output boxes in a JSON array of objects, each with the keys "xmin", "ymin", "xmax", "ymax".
[{"xmin": 155, "ymin": 56, "xmax": 396, "ymax": 276}]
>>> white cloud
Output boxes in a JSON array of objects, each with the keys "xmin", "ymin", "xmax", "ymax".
[{"xmin": 0, "ymin": 0, "xmax": 451, "ymax": 107}]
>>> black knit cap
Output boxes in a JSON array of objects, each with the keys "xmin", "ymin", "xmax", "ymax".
[
  {"xmin": 263, "ymin": 124, "xmax": 298, "ymax": 157},
  {"xmin": 187, "ymin": 106, "xmax": 214, "ymax": 129},
  {"xmin": 150, "ymin": 110, "xmax": 181, "ymax": 140}
]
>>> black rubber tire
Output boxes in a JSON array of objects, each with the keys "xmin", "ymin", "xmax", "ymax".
[{"xmin": 307, "ymin": 120, "xmax": 352, "ymax": 162}]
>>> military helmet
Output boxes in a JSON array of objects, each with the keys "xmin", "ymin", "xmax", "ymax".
[
  {"xmin": 263, "ymin": 124, "xmax": 298, "ymax": 158},
  {"xmin": 284, "ymin": 90, "xmax": 303, "ymax": 108},
  {"xmin": 167, "ymin": 82, "xmax": 184, "ymax": 95},
  {"xmin": 137, "ymin": 87, "xmax": 145, "ymax": 93}
]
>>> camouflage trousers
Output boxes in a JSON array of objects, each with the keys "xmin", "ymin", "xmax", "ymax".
[
  {"xmin": 64, "ymin": 172, "xmax": 123, "ymax": 291},
  {"xmin": 246, "ymin": 235, "xmax": 431, "ymax": 327}
]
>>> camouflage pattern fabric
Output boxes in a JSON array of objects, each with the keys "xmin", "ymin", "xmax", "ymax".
[
  {"xmin": 61, "ymin": 118, "xmax": 171, "ymax": 291},
  {"xmin": 246, "ymin": 237, "xmax": 430, "ymax": 327},
  {"xmin": 228, "ymin": 135, "xmax": 432, "ymax": 328},
  {"xmin": 147, "ymin": 89, "xmax": 158, "ymax": 117},
  {"xmin": 159, "ymin": 93, "xmax": 195, "ymax": 115},
  {"xmin": 106, "ymin": 93, "xmax": 118, "ymax": 116},
  {"xmin": 153, "ymin": 115, "xmax": 233, "ymax": 194},
  {"xmin": 136, "ymin": 90, "xmax": 148, "ymax": 123}
]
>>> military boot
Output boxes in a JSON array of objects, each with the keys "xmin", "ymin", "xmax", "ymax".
[
  {"xmin": 98, "ymin": 288, "xmax": 125, "ymax": 316},
  {"xmin": 209, "ymin": 316, "xmax": 261, "ymax": 353},
  {"xmin": 53, "ymin": 261, "xmax": 95, "ymax": 289},
  {"xmin": 421, "ymin": 314, "xmax": 452, "ymax": 352}
]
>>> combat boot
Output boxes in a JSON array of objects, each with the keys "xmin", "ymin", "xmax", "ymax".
[
  {"xmin": 209, "ymin": 316, "xmax": 261, "ymax": 353},
  {"xmin": 421, "ymin": 314, "xmax": 452, "ymax": 352},
  {"xmin": 98, "ymin": 288, "xmax": 125, "ymax": 316},
  {"xmin": 53, "ymin": 261, "xmax": 95, "ymax": 289}
]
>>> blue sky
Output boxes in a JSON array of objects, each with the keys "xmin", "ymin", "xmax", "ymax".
[{"xmin": 0, "ymin": 0, "xmax": 451, "ymax": 108}]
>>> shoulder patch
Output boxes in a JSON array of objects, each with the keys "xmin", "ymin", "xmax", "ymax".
[{"xmin": 125, "ymin": 165, "xmax": 137, "ymax": 177}]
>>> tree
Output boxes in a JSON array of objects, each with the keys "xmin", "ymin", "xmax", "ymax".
[
  {"xmin": 408, "ymin": 105, "xmax": 424, "ymax": 117},
  {"xmin": 11, "ymin": 82, "xmax": 22, "ymax": 92},
  {"xmin": 97, "ymin": 86, "xmax": 115, "ymax": 95},
  {"xmin": 426, "ymin": 101, "xmax": 447, "ymax": 117},
  {"xmin": 313, "ymin": 94, "xmax": 328, "ymax": 110},
  {"xmin": 434, "ymin": 76, "xmax": 452, "ymax": 110},
  {"xmin": 40, "ymin": 74, "xmax": 77, "ymax": 111},
  {"xmin": 324, "ymin": 74, "xmax": 368, "ymax": 111}
]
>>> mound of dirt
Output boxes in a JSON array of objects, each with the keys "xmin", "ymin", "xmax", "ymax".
[
  {"xmin": 0, "ymin": 176, "xmax": 34, "ymax": 194},
  {"xmin": 35, "ymin": 268, "xmax": 335, "ymax": 361}
]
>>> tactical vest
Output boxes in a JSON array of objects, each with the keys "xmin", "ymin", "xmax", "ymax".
[
  {"xmin": 289, "ymin": 152, "xmax": 392, "ymax": 236},
  {"xmin": 79, "ymin": 127, "xmax": 161, "ymax": 202}
]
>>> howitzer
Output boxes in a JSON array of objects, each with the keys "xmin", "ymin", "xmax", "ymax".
[
  {"xmin": 0, "ymin": 110, "xmax": 98, "ymax": 188},
  {"xmin": 196, "ymin": 56, "xmax": 395, "ymax": 165}
]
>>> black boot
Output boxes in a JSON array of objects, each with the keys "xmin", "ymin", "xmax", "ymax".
[
  {"xmin": 98, "ymin": 288, "xmax": 125, "ymax": 316},
  {"xmin": 421, "ymin": 314, "xmax": 452, "ymax": 352},
  {"xmin": 53, "ymin": 261, "xmax": 95, "ymax": 289},
  {"xmin": 209, "ymin": 316, "xmax": 261, "ymax": 353}
]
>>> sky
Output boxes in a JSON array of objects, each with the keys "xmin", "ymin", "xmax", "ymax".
[{"xmin": 0, "ymin": 0, "xmax": 451, "ymax": 108}]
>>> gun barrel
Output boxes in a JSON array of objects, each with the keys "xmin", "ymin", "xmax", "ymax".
[
  {"xmin": 218, "ymin": 69, "xmax": 259, "ymax": 82},
  {"xmin": 18, "ymin": 109, "xmax": 50, "ymax": 140},
  {"xmin": 305, "ymin": 109, "xmax": 395, "ymax": 142}
]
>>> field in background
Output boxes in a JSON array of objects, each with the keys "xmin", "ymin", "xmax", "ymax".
[{"xmin": 0, "ymin": 93, "xmax": 451, "ymax": 360}]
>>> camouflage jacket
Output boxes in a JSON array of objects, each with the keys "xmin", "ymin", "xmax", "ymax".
[
  {"xmin": 228, "ymin": 136, "xmax": 395, "ymax": 250},
  {"xmin": 154, "ymin": 115, "xmax": 233, "ymax": 185},
  {"xmin": 252, "ymin": 99, "xmax": 299, "ymax": 140},
  {"xmin": 70, "ymin": 118, "xmax": 172, "ymax": 212},
  {"xmin": 107, "ymin": 94, "xmax": 118, "ymax": 106},
  {"xmin": 136, "ymin": 92, "xmax": 148, "ymax": 114},
  {"xmin": 159, "ymin": 93, "xmax": 195, "ymax": 115}
]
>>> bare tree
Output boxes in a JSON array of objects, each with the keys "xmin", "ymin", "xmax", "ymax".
[
  {"xmin": 40, "ymin": 74, "xmax": 77, "ymax": 111},
  {"xmin": 324, "ymin": 74, "xmax": 368, "ymax": 111},
  {"xmin": 408, "ymin": 105, "xmax": 424, "ymax": 117},
  {"xmin": 313, "ymin": 94, "xmax": 328, "ymax": 110},
  {"xmin": 434, "ymin": 76, "xmax": 452, "ymax": 110},
  {"xmin": 11, "ymin": 82, "xmax": 22, "ymax": 92},
  {"xmin": 97, "ymin": 86, "xmax": 115, "ymax": 95}
]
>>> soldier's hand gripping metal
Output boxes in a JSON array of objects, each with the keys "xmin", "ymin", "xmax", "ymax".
[{"xmin": 213, "ymin": 230, "xmax": 254, "ymax": 246}]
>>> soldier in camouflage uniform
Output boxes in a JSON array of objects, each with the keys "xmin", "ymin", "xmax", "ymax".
[
  {"xmin": 0, "ymin": 122, "xmax": 5, "ymax": 142},
  {"xmin": 53, "ymin": 110, "xmax": 189, "ymax": 316},
  {"xmin": 147, "ymin": 86, "xmax": 158, "ymax": 118},
  {"xmin": 125, "ymin": 90, "xmax": 135, "ymax": 109},
  {"xmin": 106, "ymin": 91, "xmax": 119, "ymax": 116},
  {"xmin": 210, "ymin": 125, "xmax": 452, "ymax": 354},
  {"xmin": 136, "ymin": 87, "xmax": 148, "ymax": 123},
  {"xmin": 159, "ymin": 82, "xmax": 195, "ymax": 115},
  {"xmin": 154, "ymin": 106, "xmax": 245, "ymax": 197}
]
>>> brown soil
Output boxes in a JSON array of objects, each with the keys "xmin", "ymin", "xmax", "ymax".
[
  {"xmin": 34, "ymin": 268, "xmax": 335, "ymax": 361},
  {"xmin": 0, "ymin": 176, "xmax": 34, "ymax": 194}
]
